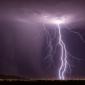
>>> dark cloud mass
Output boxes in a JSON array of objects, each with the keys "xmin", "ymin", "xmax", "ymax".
[{"xmin": 0, "ymin": 0, "xmax": 85, "ymax": 80}]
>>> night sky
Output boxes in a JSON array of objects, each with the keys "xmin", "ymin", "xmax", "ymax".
[{"xmin": 0, "ymin": 0, "xmax": 85, "ymax": 80}]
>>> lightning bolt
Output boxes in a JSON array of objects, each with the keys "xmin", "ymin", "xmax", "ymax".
[
  {"xmin": 42, "ymin": 23, "xmax": 68, "ymax": 80},
  {"xmin": 42, "ymin": 19, "xmax": 85, "ymax": 80},
  {"xmin": 58, "ymin": 23, "xmax": 68, "ymax": 80}
]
